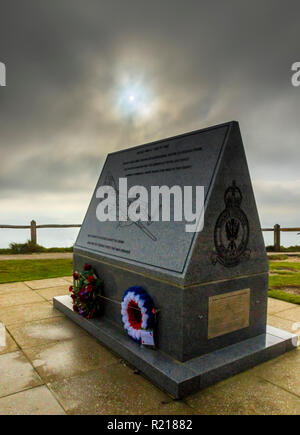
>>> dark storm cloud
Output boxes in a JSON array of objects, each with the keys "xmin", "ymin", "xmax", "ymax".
[{"xmin": 0, "ymin": 0, "xmax": 300, "ymax": 226}]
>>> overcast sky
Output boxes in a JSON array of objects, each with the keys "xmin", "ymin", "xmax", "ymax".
[{"xmin": 0, "ymin": 0, "xmax": 299, "ymax": 247}]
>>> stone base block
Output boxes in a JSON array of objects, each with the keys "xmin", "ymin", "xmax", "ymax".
[{"xmin": 54, "ymin": 295, "xmax": 298, "ymax": 399}]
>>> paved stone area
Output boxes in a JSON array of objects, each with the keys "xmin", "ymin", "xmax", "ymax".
[
  {"xmin": 267, "ymin": 253, "xmax": 300, "ymax": 258},
  {"xmin": 0, "ymin": 277, "xmax": 299, "ymax": 415}
]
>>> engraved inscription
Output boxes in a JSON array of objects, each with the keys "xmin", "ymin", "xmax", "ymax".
[
  {"xmin": 75, "ymin": 125, "xmax": 229, "ymax": 272},
  {"xmin": 208, "ymin": 288, "xmax": 250, "ymax": 339}
]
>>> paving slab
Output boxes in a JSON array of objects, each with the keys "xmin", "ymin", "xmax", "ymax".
[
  {"xmin": 0, "ymin": 351, "xmax": 42, "ymax": 398},
  {"xmin": 0, "ymin": 282, "xmax": 31, "ymax": 295},
  {"xmin": 0, "ymin": 290, "xmax": 45, "ymax": 308},
  {"xmin": 23, "ymin": 335, "xmax": 119, "ymax": 383},
  {"xmin": 25, "ymin": 278, "xmax": 70, "ymax": 290},
  {"xmin": 268, "ymin": 315, "xmax": 300, "ymax": 339},
  {"xmin": 267, "ymin": 298, "xmax": 297, "ymax": 315},
  {"xmin": 61, "ymin": 276, "xmax": 73, "ymax": 284},
  {"xmin": 267, "ymin": 252, "xmax": 300, "ymax": 256},
  {"xmin": 36, "ymin": 285, "xmax": 69, "ymax": 301},
  {"xmin": 54, "ymin": 295, "xmax": 298, "ymax": 399},
  {"xmin": 185, "ymin": 371, "xmax": 300, "ymax": 415},
  {"xmin": 0, "ymin": 327, "xmax": 19, "ymax": 355},
  {"xmin": 0, "ymin": 301, "xmax": 63, "ymax": 326},
  {"xmin": 7, "ymin": 316, "xmax": 88, "ymax": 349},
  {"xmin": 0, "ymin": 385, "xmax": 66, "ymax": 415},
  {"xmin": 0, "ymin": 279, "xmax": 298, "ymax": 415},
  {"xmin": 48, "ymin": 364, "xmax": 170, "ymax": 415},
  {"xmin": 275, "ymin": 306, "xmax": 300, "ymax": 322},
  {"xmin": 144, "ymin": 401, "xmax": 196, "ymax": 415},
  {"xmin": 251, "ymin": 347, "xmax": 300, "ymax": 397}
]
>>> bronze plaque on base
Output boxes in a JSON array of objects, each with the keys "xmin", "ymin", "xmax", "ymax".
[{"xmin": 208, "ymin": 288, "xmax": 250, "ymax": 339}]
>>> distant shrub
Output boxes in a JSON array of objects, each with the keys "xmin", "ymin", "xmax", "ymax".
[
  {"xmin": 266, "ymin": 246, "xmax": 275, "ymax": 252},
  {"xmin": 9, "ymin": 240, "xmax": 47, "ymax": 254},
  {"xmin": 4, "ymin": 241, "xmax": 74, "ymax": 254},
  {"xmin": 0, "ymin": 248, "xmax": 13, "ymax": 255},
  {"xmin": 46, "ymin": 247, "xmax": 73, "ymax": 253},
  {"xmin": 281, "ymin": 245, "xmax": 300, "ymax": 252},
  {"xmin": 266, "ymin": 245, "xmax": 300, "ymax": 253}
]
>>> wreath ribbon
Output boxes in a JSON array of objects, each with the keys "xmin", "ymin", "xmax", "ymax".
[{"xmin": 121, "ymin": 286, "xmax": 155, "ymax": 343}]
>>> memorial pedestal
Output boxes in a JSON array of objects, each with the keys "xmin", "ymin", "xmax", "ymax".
[
  {"xmin": 54, "ymin": 121, "xmax": 298, "ymax": 397},
  {"xmin": 54, "ymin": 295, "xmax": 297, "ymax": 398}
]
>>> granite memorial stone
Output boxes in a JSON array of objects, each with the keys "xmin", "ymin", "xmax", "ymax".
[{"xmin": 54, "ymin": 121, "xmax": 297, "ymax": 398}]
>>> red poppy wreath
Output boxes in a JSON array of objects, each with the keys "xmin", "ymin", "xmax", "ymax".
[{"xmin": 69, "ymin": 264, "xmax": 103, "ymax": 319}]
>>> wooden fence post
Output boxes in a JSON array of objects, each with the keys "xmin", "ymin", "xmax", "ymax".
[
  {"xmin": 274, "ymin": 224, "xmax": 281, "ymax": 251},
  {"xmin": 30, "ymin": 220, "xmax": 37, "ymax": 244}
]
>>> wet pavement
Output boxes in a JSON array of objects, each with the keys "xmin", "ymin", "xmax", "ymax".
[{"xmin": 0, "ymin": 277, "xmax": 299, "ymax": 414}]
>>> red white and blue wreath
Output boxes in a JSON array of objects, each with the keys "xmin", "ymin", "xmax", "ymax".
[{"xmin": 121, "ymin": 286, "xmax": 156, "ymax": 344}]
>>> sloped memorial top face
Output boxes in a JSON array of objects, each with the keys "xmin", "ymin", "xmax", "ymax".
[{"xmin": 75, "ymin": 124, "xmax": 230, "ymax": 275}]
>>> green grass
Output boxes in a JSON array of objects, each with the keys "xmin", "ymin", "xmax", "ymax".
[
  {"xmin": 0, "ymin": 247, "xmax": 73, "ymax": 255},
  {"xmin": 0, "ymin": 255, "xmax": 299, "ymax": 308},
  {"xmin": 43, "ymin": 247, "xmax": 73, "ymax": 253},
  {"xmin": 0, "ymin": 248, "xmax": 12, "ymax": 255},
  {"xmin": 0, "ymin": 259, "xmax": 73, "ymax": 284},
  {"xmin": 268, "ymin": 260, "xmax": 300, "ymax": 305},
  {"xmin": 269, "ymin": 261, "xmax": 300, "ymax": 272},
  {"xmin": 268, "ymin": 254, "xmax": 289, "ymax": 261},
  {"xmin": 0, "ymin": 240, "xmax": 73, "ymax": 255},
  {"xmin": 266, "ymin": 245, "xmax": 300, "ymax": 252},
  {"xmin": 280, "ymin": 245, "xmax": 300, "ymax": 252},
  {"xmin": 268, "ymin": 289, "xmax": 300, "ymax": 305}
]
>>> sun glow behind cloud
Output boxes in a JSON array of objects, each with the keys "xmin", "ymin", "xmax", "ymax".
[
  {"xmin": 114, "ymin": 73, "xmax": 156, "ymax": 121},
  {"xmin": 2, "ymin": 1, "xmax": 300, "ymax": 248}
]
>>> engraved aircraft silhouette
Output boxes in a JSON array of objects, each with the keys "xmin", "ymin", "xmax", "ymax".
[{"xmin": 103, "ymin": 172, "xmax": 157, "ymax": 242}]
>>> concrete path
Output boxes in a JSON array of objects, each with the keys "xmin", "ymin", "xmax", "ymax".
[
  {"xmin": 268, "ymin": 252, "xmax": 300, "ymax": 256},
  {"xmin": 0, "ymin": 277, "xmax": 299, "ymax": 414},
  {"xmin": 0, "ymin": 253, "xmax": 72, "ymax": 261}
]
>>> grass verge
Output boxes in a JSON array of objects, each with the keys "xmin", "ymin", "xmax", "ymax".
[
  {"xmin": 0, "ymin": 259, "xmax": 73, "ymax": 284},
  {"xmin": 0, "ymin": 240, "xmax": 73, "ymax": 255},
  {"xmin": 268, "ymin": 254, "xmax": 289, "ymax": 261},
  {"xmin": 268, "ymin": 289, "xmax": 300, "ymax": 305},
  {"xmin": 0, "ymin": 258, "xmax": 299, "ymax": 307},
  {"xmin": 269, "ymin": 260, "xmax": 300, "ymax": 305},
  {"xmin": 266, "ymin": 245, "xmax": 300, "ymax": 252}
]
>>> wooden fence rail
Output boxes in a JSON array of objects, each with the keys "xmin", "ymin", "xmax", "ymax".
[
  {"xmin": 0, "ymin": 221, "xmax": 299, "ymax": 251},
  {"xmin": 0, "ymin": 220, "xmax": 81, "ymax": 245},
  {"xmin": 265, "ymin": 224, "xmax": 300, "ymax": 251}
]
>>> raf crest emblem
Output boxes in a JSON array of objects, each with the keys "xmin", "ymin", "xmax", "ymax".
[{"xmin": 212, "ymin": 180, "xmax": 251, "ymax": 267}]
